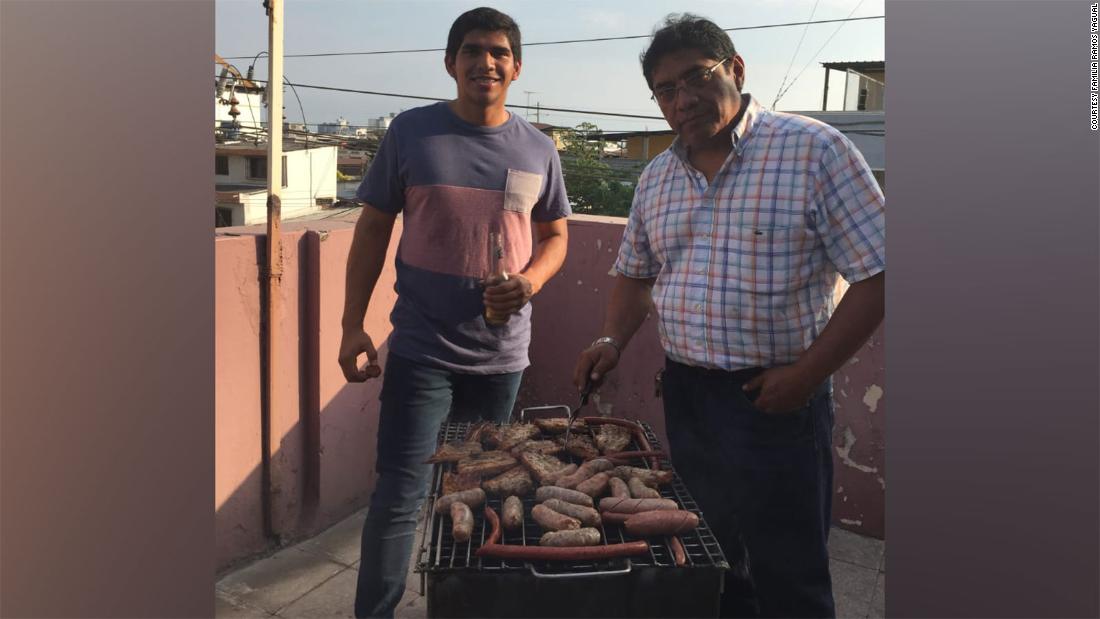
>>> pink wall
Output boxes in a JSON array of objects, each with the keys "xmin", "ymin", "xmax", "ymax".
[
  {"xmin": 214, "ymin": 214, "xmax": 884, "ymax": 571},
  {"xmin": 215, "ymin": 221, "xmax": 401, "ymax": 573}
]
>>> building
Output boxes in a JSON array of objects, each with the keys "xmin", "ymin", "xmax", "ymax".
[
  {"xmin": 215, "ymin": 142, "xmax": 338, "ymax": 227},
  {"xmin": 318, "ymin": 117, "xmax": 351, "ymax": 136},
  {"xmin": 821, "ymin": 60, "xmax": 885, "ymax": 111}
]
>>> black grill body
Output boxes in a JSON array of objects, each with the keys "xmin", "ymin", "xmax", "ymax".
[{"xmin": 415, "ymin": 410, "xmax": 729, "ymax": 618}]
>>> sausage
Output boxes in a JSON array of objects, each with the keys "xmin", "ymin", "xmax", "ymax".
[
  {"xmin": 668, "ymin": 536, "xmax": 687, "ymax": 567},
  {"xmin": 541, "ymin": 463, "xmax": 578, "ymax": 486},
  {"xmin": 539, "ymin": 528, "xmax": 602, "ymax": 547},
  {"xmin": 435, "ymin": 488, "xmax": 486, "ymax": 512},
  {"xmin": 450, "ymin": 501, "xmax": 475, "ymax": 542},
  {"xmin": 554, "ymin": 458, "xmax": 614, "ymax": 489},
  {"xmin": 598, "ymin": 511, "xmax": 631, "ymax": 525},
  {"xmin": 608, "ymin": 476, "xmax": 631, "ymax": 498},
  {"xmin": 535, "ymin": 486, "xmax": 594, "ymax": 507},
  {"xmin": 502, "ymin": 495, "xmax": 524, "ymax": 531},
  {"xmin": 605, "ymin": 450, "xmax": 668, "ymax": 464},
  {"xmin": 478, "ymin": 540, "xmax": 648, "ymax": 560},
  {"xmin": 542, "ymin": 498, "xmax": 601, "ymax": 527},
  {"xmin": 532, "ymin": 503, "xmax": 580, "ymax": 531},
  {"xmin": 628, "ymin": 477, "xmax": 661, "ymax": 499},
  {"xmin": 611, "ymin": 466, "xmax": 673, "ymax": 487},
  {"xmin": 475, "ymin": 506, "xmax": 649, "ymax": 561},
  {"xmin": 623, "ymin": 510, "xmax": 700, "ymax": 536},
  {"xmin": 599, "ymin": 497, "xmax": 679, "ymax": 514},
  {"xmin": 574, "ymin": 472, "xmax": 612, "ymax": 498},
  {"xmin": 582, "ymin": 417, "xmax": 659, "ymax": 468}
]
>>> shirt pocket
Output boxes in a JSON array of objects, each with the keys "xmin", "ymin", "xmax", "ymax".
[
  {"xmin": 503, "ymin": 169, "xmax": 543, "ymax": 215},
  {"xmin": 725, "ymin": 224, "xmax": 816, "ymax": 294}
]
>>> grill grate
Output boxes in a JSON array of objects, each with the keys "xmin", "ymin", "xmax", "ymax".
[{"xmin": 416, "ymin": 417, "xmax": 729, "ymax": 575}]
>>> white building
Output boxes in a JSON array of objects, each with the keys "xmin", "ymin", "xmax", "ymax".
[
  {"xmin": 215, "ymin": 142, "xmax": 339, "ymax": 227},
  {"xmin": 318, "ymin": 117, "xmax": 351, "ymax": 136}
]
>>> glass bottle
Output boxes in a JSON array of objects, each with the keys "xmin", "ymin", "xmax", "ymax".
[{"xmin": 484, "ymin": 232, "xmax": 510, "ymax": 326}]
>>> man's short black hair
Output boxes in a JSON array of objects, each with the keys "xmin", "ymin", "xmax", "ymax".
[
  {"xmin": 640, "ymin": 14, "xmax": 736, "ymax": 89},
  {"xmin": 446, "ymin": 7, "xmax": 522, "ymax": 63}
]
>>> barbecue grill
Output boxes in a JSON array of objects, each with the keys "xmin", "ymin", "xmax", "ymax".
[{"xmin": 414, "ymin": 407, "xmax": 730, "ymax": 618}]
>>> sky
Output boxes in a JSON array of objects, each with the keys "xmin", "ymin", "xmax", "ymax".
[{"xmin": 215, "ymin": 0, "xmax": 884, "ymax": 133}]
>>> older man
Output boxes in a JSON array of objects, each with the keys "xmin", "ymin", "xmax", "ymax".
[{"xmin": 574, "ymin": 14, "xmax": 885, "ymax": 618}]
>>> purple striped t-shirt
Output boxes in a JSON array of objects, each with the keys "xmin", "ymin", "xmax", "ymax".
[{"xmin": 356, "ymin": 102, "xmax": 570, "ymax": 373}]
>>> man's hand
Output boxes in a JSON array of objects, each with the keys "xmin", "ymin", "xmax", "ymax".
[
  {"xmin": 741, "ymin": 363, "xmax": 820, "ymax": 414},
  {"xmin": 338, "ymin": 329, "xmax": 382, "ymax": 382},
  {"xmin": 573, "ymin": 341, "xmax": 620, "ymax": 391},
  {"xmin": 483, "ymin": 273, "xmax": 534, "ymax": 316}
]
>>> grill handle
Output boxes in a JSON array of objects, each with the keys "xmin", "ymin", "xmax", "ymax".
[
  {"xmin": 517, "ymin": 405, "xmax": 571, "ymax": 422},
  {"xmin": 526, "ymin": 559, "xmax": 633, "ymax": 579}
]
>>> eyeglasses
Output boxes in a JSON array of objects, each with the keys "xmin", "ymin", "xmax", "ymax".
[{"xmin": 650, "ymin": 57, "xmax": 730, "ymax": 105}]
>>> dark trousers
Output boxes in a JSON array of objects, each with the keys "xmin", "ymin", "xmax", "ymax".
[
  {"xmin": 662, "ymin": 358, "xmax": 836, "ymax": 619},
  {"xmin": 353, "ymin": 353, "xmax": 523, "ymax": 619}
]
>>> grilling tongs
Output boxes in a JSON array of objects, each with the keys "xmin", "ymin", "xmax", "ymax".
[{"xmin": 563, "ymin": 381, "xmax": 594, "ymax": 447}]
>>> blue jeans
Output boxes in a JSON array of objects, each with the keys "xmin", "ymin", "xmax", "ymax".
[
  {"xmin": 662, "ymin": 358, "xmax": 836, "ymax": 618},
  {"xmin": 353, "ymin": 353, "xmax": 522, "ymax": 619}
]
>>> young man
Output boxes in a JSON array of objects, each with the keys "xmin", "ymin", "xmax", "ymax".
[
  {"xmin": 338, "ymin": 7, "xmax": 570, "ymax": 618},
  {"xmin": 573, "ymin": 14, "xmax": 885, "ymax": 619}
]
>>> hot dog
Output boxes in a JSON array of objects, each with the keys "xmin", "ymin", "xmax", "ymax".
[
  {"xmin": 599, "ymin": 511, "xmax": 631, "ymax": 525},
  {"xmin": 532, "ymin": 503, "xmax": 580, "ymax": 531},
  {"xmin": 623, "ymin": 510, "xmax": 699, "ymax": 536},
  {"xmin": 668, "ymin": 535, "xmax": 687, "ymax": 567}
]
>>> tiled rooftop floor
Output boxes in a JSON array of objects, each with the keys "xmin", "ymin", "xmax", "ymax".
[{"xmin": 216, "ymin": 507, "xmax": 885, "ymax": 618}]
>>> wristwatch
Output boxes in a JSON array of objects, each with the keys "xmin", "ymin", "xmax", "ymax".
[{"xmin": 591, "ymin": 336, "xmax": 622, "ymax": 354}]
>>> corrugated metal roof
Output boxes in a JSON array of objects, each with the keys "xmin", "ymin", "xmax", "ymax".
[{"xmin": 821, "ymin": 60, "xmax": 885, "ymax": 71}]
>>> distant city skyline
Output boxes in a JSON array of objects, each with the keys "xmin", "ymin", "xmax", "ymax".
[{"xmin": 215, "ymin": 0, "xmax": 884, "ymax": 132}]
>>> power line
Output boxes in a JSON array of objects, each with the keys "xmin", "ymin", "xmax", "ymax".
[
  {"xmin": 221, "ymin": 15, "xmax": 884, "ymax": 60},
  {"xmin": 773, "ymin": 0, "xmax": 821, "ymax": 109},
  {"xmin": 228, "ymin": 76, "xmax": 668, "ymax": 120},
  {"xmin": 774, "ymin": 0, "xmax": 869, "ymax": 106}
]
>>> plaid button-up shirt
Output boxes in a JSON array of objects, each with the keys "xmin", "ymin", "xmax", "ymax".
[{"xmin": 615, "ymin": 95, "xmax": 885, "ymax": 371}]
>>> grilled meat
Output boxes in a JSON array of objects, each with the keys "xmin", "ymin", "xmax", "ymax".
[
  {"xmin": 518, "ymin": 451, "xmax": 571, "ymax": 484},
  {"xmin": 466, "ymin": 422, "xmax": 502, "ymax": 448},
  {"xmin": 456, "ymin": 451, "xmax": 518, "ymax": 478},
  {"xmin": 442, "ymin": 470, "xmax": 484, "ymax": 495},
  {"xmin": 482, "ymin": 466, "xmax": 534, "ymax": 497},
  {"xmin": 558, "ymin": 433, "xmax": 600, "ymax": 460},
  {"xmin": 497, "ymin": 423, "xmax": 541, "ymax": 451},
  {"xmin": 594, "ymin": 424, "xmax": 633, "ymax": 454},
  {"xmin": 533, "ymin": 417, "xmax": 587, "ymax": 435},
  {"xmin": 509, "ymin": 439, "xmax": 564, "ymax": 457},
  {"xmin": 425, "ymin": 440, "xmax": 483, "ymax": 463}
]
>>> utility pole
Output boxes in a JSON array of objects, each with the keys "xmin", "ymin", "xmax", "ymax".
[
  {"xmin": 524, "ymin": 91, "xmax": 538, "ymax": 121},
  {"xmin": 262, "ymin": 0, "xmax": 284, "ymax": 542}
]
